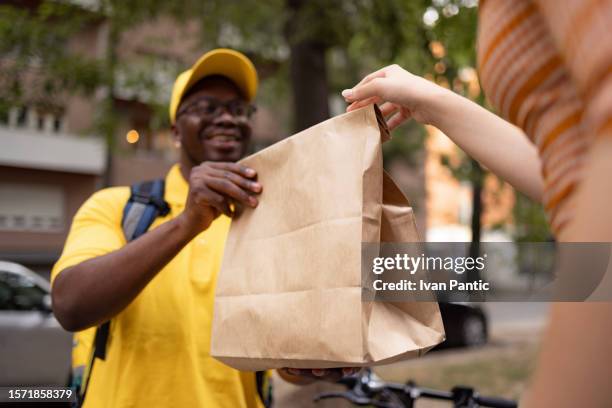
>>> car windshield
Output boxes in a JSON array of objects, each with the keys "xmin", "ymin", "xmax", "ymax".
[{"xmin": 0, "ymin": 270, "xmax": 46, "ymax": 311}]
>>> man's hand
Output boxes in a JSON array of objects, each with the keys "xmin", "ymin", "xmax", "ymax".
[
  {"xmin": 178, "ymin": 161, "xmax": 262, "ymax": 234},
  {"xmin": 278, "ymin": 368, "xmax": 361, "ymax": 385}
]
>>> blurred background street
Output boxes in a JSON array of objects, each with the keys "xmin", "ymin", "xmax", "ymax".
[
  {"xmin": 1, "ymin": 1, "xmax": 554, "ymax": 406},
  {"xmin": 273, "ymin": 302, "xmax": 548, "ymax": 407},
  {"xmin": 0, "ymin": 0, "xmax": 552, "ymax": 277}
]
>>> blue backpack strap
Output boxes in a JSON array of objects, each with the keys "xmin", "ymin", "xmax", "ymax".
[
  {"xmin": 78, "ymin": 179, "xmax": 169, "ymax": 407},
  {"xmin": 97, "ymin": 179, "xmax": 169, "ymax": 360},
  {"xmin": 122, "ymin": 179, "xmax": 170, "ymax": 241},
  {"xmin": 256, "ymin": 370, "xmax": 273, "ymax": 408}
]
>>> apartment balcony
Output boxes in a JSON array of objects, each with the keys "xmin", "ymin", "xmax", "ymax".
[
  {"xmin": 0, "ymin": 125, "xmax": 106, "ymax": 175},
  {"xmin": 0, "ymin": 124, "xmax": 107, "ymax": 269}
]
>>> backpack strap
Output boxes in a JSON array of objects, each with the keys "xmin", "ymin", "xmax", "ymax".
[
  {"xmin": 256, "ymin": 370, "xmax": 273, "ymax": 408},
  {"xmin": 100, "ymin": 179, "xmax": 169, "ymax": 358},
  {"xmin": 77, "ymin": 179, "xmax": 169, "ymax": 406},
  {"xmin": 122, "ymin": 179, "xmax": 170, "ymax": 240}
]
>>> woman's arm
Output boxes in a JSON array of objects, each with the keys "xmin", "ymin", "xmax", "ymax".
[{"xmin": 342, "ymin": 65, "xmax": 543, "ymax": 202}]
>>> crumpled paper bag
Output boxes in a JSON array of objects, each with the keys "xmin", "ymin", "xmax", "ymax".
[{"xmin": 211, "ymin": 104, "xmax": 445, "ymax": 370}]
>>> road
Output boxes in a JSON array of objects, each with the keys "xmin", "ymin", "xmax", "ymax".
[{"xmin": 483, "ymin": 302, "xmax": 549, "ymax": 335}]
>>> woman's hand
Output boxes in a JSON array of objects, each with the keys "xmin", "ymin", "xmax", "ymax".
[
  {"xmin": 342, "ymin": 64, "xmax": 451, "ymax": 129},
  {"xmin": 343, "ymin": 63, "xmax": 544, "ymax": 202}
]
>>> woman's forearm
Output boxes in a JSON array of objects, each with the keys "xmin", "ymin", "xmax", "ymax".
[{"xmin": 428, "ymin": 90, "xmax": 543, "ymax": 202}]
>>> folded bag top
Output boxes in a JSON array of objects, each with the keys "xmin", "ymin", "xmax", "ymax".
[{"xmin": 211, "ymin": 104, "xmax": 444, "ymax": 371}]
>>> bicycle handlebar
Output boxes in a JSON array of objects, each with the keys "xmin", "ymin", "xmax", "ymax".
[
  {"xmin": 409, "ymin": 385, "xmax": 517, "ymax": 407},
  {"xmin": 476, "ymin": 395, "xmax": 518, "ymax": 408},
  {"xmin": 314, "ymin": 370, "xmax": 518, "ymax": 408}
]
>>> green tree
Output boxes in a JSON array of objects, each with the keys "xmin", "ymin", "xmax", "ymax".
[
  {"xmin": 0, "ymin": 2, "xmax": 106, "ymax": 121},
  {"xmin": 1, "ymin": 0, "xmax": 548, "ymax": 243}
]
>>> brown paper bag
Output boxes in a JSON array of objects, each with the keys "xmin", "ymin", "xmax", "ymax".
[{"xmin": 211, "ymin": 104, "xmax": 444, "ymax": 370}]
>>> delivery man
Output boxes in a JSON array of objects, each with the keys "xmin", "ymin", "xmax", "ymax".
[{"xmin": 51, "ymin": 48, "xmax": 354, "ymax": 408}]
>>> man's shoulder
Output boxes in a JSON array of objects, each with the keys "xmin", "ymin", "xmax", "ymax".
[
  {"xmin": 75, "ymin": 186, "xmax": 132, "ymax": 223},
  {"xmin": 87, "ymin": 186, "xmax": 131, "ymax": 209},
  {"xmin": 52, "ymin": 186, "xmax": 132, "ymax": 281}
]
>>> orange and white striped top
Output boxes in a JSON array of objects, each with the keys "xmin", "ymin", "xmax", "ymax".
[{"xmin": 477, "ymin": 0, "xmax": 612, "ymax": 235}]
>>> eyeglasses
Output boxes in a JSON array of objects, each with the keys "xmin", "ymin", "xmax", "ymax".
[{"xmin": 176, "ymin": 96, "xmax": 256, "ymax": 120}]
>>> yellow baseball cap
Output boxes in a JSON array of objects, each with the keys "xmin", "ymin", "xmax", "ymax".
[{"xmin": 169, "ymin": 48, "xmax": 258, "ymax": 124}]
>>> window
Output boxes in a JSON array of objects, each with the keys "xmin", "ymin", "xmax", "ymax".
[
  {"xmin": 16, "ymin": 106, "xmax": 27, "ymax": 127},
  {"xmin": 1, "ymin": 104, "xmax": 65, "ymax": 133},
  {"xmin": 0, "ymin": 104, "xmax": 8, "ymax": 125},
  {"xmin": 0, "ymin": 183, "xmax": 65, "ymax": 232},
  {"xmin": 53, "ymin": 117, "xmax": 62, "ymax": 132}
]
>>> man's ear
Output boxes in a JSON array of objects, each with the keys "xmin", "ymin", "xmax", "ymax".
[{"xmin": 171, "ymin": 123, "xmax": 181, "ymax": 147}]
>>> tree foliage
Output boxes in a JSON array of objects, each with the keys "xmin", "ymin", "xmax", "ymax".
[
  {"xmin": 0, "ymin": 2, "xmax": 106, "ymax": 116},
  {"xmin": 0, "ymin": 0, "xmax": 549, "ymax": 239}
]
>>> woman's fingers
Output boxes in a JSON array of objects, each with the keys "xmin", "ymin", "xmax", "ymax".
[
  {"xmin": 342, "ymin": 82, "xmax": 372, "ymax": 102},
  {"xmin": 345, "ymin": 95, "xmax": 410, "ymax": 130},
  {"xmin": 343, "ymin": 64, "xmax": 399, "ymax": 102},
  {"xmin": 379, "ymin": 102, "xmax": 399, "ymax": 117},
  {"xmin": 387, "ymin": 108, "xmax": 412, "ymax": 130},
  {"xmin": 343, "ymin": 76, "xmax": 390, "ymax": 104},
  {"xmin": 355, "ymin": 67, "xmax": 388, "ymax": 87},
  {"xmin": 346, "ymin": 96, "xmax": 382, "ymax": 112}
]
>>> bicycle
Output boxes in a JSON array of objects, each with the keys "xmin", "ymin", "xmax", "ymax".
[{"xmin": 314, "ymin": 368, "xmax": 517, "ymax": 408}]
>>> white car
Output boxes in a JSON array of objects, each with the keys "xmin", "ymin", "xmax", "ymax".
[{"xmin": 0, "ymin": 261, "xmax": 72, "ymax": 386}]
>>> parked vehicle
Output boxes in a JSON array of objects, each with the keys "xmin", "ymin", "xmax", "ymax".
[
  {"xmin": 0, "ymin": 261, "xmax": 71, "ymax": 386},
  {"xmin": 436, "ymin": 302, "xmax": 488, "ymax": 349}
]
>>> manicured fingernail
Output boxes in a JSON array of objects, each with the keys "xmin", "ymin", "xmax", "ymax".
[
  {"xmin": 312, "ymin": 369, "xmax": 326, "ymax": 376},
  {"xmin": 341, "ymin": 89, "xmax": 353, "ymax": 99},
  {"xmin": 251, "ymin": 182, "xmax": 261, "ymax": 192},
  {"xmin": 287, "ymin": 368, "xmax": 300, "ymax": 375},
  {"xmin": 342, "ymin": 368, "xmax": 354, "ymax": 376},
  {"xmin": 249, "ymin": 196, "xmax": 258, "ymax": 207},
  {"xmin": 246, "ymin": 168, "xmax": 256, "ymax": 176}
]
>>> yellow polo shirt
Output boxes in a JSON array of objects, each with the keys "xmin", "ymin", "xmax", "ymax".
[{"xmin": 51, "ymin": 164, "xmax": 265, "ymax": 408}]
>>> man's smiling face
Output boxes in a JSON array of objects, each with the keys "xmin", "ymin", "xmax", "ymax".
[{"xmin": 173, "ymin": 75, "xmax": 253, "ymax": 164}]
